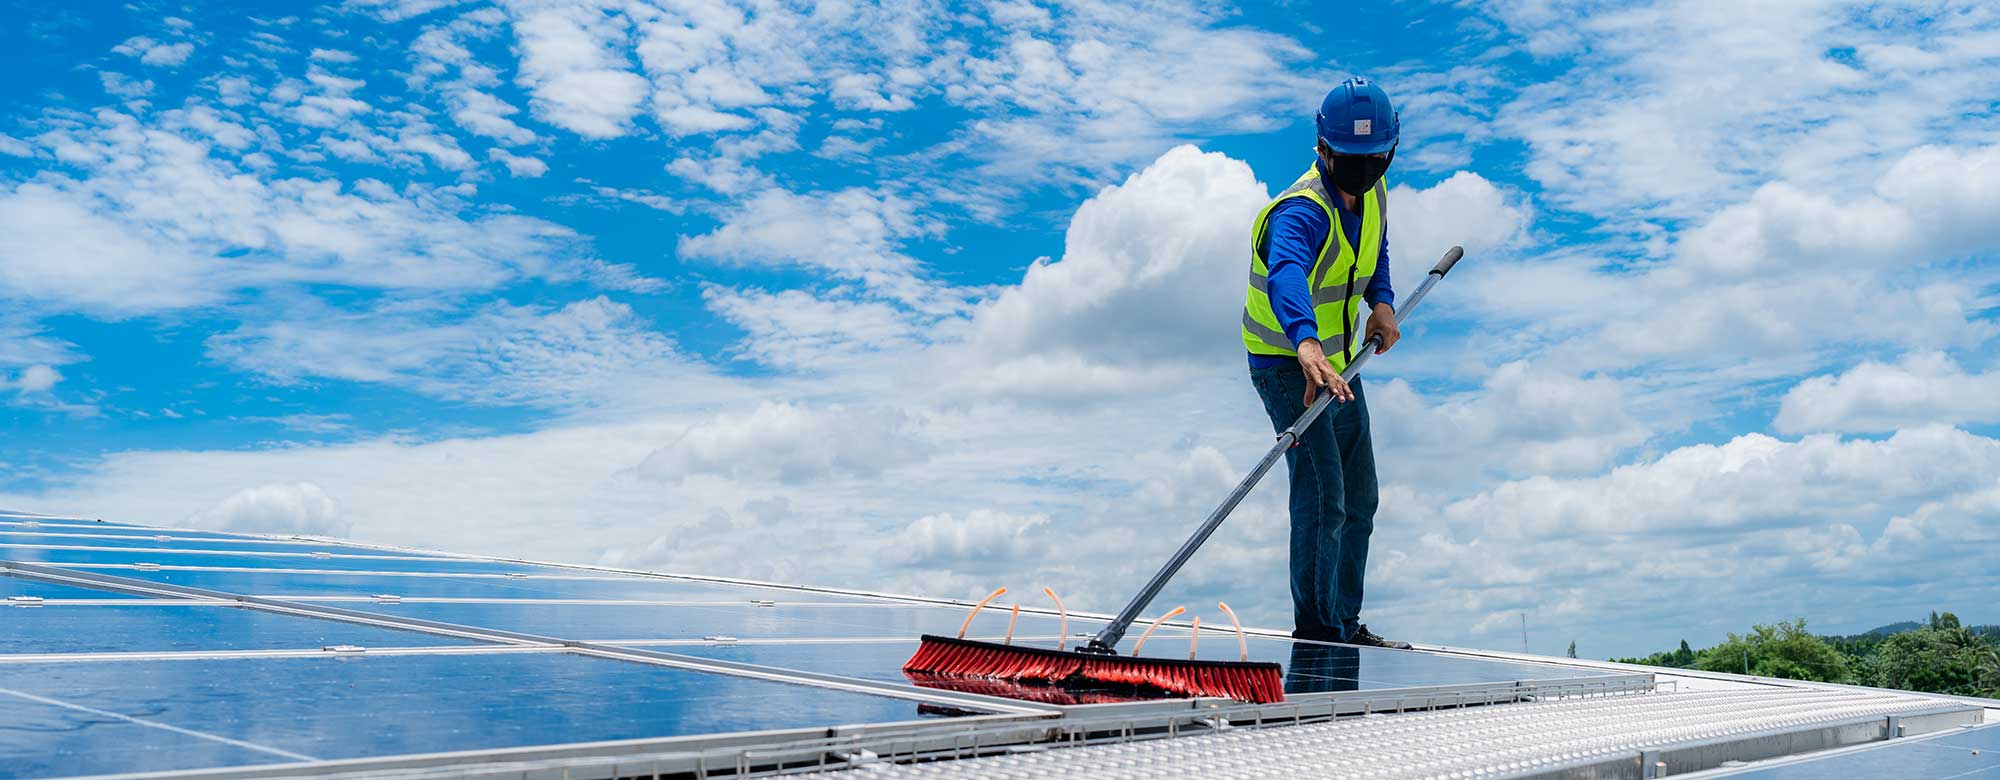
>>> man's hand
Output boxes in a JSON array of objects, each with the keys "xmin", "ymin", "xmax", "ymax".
[
  {"xmin": 1294, "ymin": 338, "xmax": 1353, "ymax": 406},
  {"xmin": 1366, "ymin": 302, "xmax": 1399, "ymax": 355}
]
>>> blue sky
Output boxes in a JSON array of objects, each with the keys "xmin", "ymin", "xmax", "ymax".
[{"xmin": 1, "ymin": 0, "xmax": 1997, "ymax": 659}]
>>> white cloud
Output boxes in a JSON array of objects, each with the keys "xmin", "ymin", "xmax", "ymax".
[
  {"xmin": 1489, "ymin": 0, "xmax": 2000, "ymax": 221},
  {"xmin": 0, "ymin": 321, "xmax": 78, "ymax": 369},
  {"xmin": 893, "ymin": 509, "xmax": 1049, "ymax": 567},
  {"xmin": 937, "ymin": 2, "xmax": 1323, "ymax": 181},
  {"xmin": 1873, "ymin": 485, "xmax": 2000, "ymax": 568},
  {"xmin": 1, "ymin": 109, "xmax": 650, "ymax": 319},
  {"xmin": 98, "ymin": 72, "xmax": 154, "ymax": 98},
  {"xmin": 508, "ymin": 4, "xmax": 649, "ymax": 139},
  {"xmin": 310, "ymin": 48, "xmax": 359, "ymax": 63},
  {"xmin": 964, "ymin": 145, "xmax": 1267, "ymax": 383},
  {"xmin": 207, "ymin": 297, "xmax": 692, "ymax": 411},
  {"xmin": 188, "ymin": 482, "xmax": 349, "ymax": 537},
  {"xmin": 1446, "ymin": 142, "xmax": 2000, "ymax": 383},
  {"xmin": 1443, "ymin": 425, "xmax": 2000, "ymax": 541},
  {"xmin": 114, "ymin": 36, "xmax": 195, "ymax": 67},
  {"xmin": 1776, "ymin": 352, "xmax": 2000, "ymax": 434},
  {"xmin": 488, "ymin": 147, "xmax": 548, "ymax": 177},
  {"xmin": 0, "ymin": 134, "xmax": 31, "ymax": 157},
  {"xmin": 701, "ymin": 286, "xmax": 929, "ymax": 367},
  {"xmin": 678, "ymin": 186, "xmax": 938, "ymax": 300},
  {"xmin": 1386, "ymin": 171, "xmax": 1534, "ymax": 276},
  {"xmin": 1372, "ymin": 361, "xmax": 1649, "ymax": 481},
  {"xmin": 450, "ymin": 88, "xmax": 538, "ymax": 145},
  {"xmin": 9, "ymin": 365, "xmax": 61, "ymax": 394},
  {"xmin": 583, "ymin": 183, "xmax": 677, "ymax": 212},
  {"xmin": 0, "ymin": 183, "xmax": 220, "ymax": 316},
  {"xmin": 346, "ymin": 0, "xmax": 473, "ymax": 22},
  {"xmin": 635, "ymin": 402, "xmax": 933, "ymax": 483}
]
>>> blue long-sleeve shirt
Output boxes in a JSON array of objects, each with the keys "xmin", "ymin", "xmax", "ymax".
[{"xmin": 1248, "ymin": 162, "xmax": 1392, "ymax": 369}]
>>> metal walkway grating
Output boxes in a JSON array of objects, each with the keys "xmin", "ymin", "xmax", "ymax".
[{"xmin": 820, "ymin": 689, "xmax": 1982, "ymax": 780}]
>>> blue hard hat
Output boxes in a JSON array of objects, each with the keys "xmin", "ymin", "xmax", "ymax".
[{"xmin": 1316, "ymin": 77, "xmax": 1399, "ymax": 155}]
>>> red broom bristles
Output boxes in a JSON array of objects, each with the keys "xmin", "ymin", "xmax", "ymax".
[{"xmin": 904, "ymin": 635, "xmax": 1284, "ymax": 704}]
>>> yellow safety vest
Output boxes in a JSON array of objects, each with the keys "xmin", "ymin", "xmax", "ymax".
[{"xmin": 1241, "ymin": 165, "xmax": 1386, "ymax": 373}]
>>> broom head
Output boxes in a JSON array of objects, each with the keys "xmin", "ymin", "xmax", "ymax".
[{"xmin": 903, "ymin": 634, "xmax": 1284, "ymax": 704}]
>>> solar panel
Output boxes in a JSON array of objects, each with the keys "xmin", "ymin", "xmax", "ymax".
[
  {"xmin": 0, "ymin": 518, "xmax": 261, "ymax": 540},
  {"xmin": 2, "ymin": 518, "xmax": 1642, "ymax": 778},
  {"xmin": 110, "ymin": 566, "xmax": 901, "ymax": 602},
  {"xmin": 0, "ymin": 653, "xmax": 962, "ymax": 762},
  {"xmin": 0, "ymin": 529, "xmax": 453, "ymax": 556},
  {"xmin": 341, "ymin": 599, "xmax": 1081, "ymax": 642},
  {"xmin": 1706, "ymin": 722, "xmax": 2000, "ymax": 778},
  {"xmin": 1, "ymin": 696, "xmax": 284, "ymax": 778},
  {"xmin": 0, "ymin": 601, "xmax": 486, "ymax": 654},
  {"xmin": 7, "ymin": 547, "xmax": 537, "ymax": 573}
]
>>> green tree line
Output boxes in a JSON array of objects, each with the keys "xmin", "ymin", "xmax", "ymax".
[{"xmin": 1610, "ymin": 612, "xmax": 2000, "ymax": 698}]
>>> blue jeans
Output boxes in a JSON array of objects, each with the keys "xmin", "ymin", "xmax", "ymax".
[{"xmin": 1248, "ymin": 363, "xmax": 1378, "ymax": 641}]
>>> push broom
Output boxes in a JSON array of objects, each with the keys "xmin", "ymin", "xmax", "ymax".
[{"xmin": 905, "ymin": 246, "xmax": 1466, "ymax": 704}]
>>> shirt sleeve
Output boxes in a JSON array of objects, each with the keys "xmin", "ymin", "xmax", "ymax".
[
  {"xmin": 1259, "ymin": 198, "xmax": 1331, "ymax": 347},
  {"xmin": 1363, "ymin": 226, "xmax": 1394, "ymax": 311}
]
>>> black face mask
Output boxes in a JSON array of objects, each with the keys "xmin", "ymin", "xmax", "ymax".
[{"xmin": 1328, "ymin": 149, "xmax": 1394, "ymax": 197}]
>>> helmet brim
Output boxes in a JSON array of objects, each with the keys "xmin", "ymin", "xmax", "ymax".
[{"xmin": 1319, "ymin": 135, "xmax": 1398, "ymax": 156}]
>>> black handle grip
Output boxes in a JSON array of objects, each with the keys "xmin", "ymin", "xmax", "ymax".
[{"xmin": 1431, "ymin": 245, "xmax": 1464, "ymax": 277}]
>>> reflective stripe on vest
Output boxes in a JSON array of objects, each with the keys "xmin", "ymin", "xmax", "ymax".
[{"xmin": 1242, "ymin": 165, "xmax": 1387, "ymax": 372}]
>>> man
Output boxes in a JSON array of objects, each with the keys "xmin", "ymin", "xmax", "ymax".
[{"xmin": 1241, "ymin": 77, "xmax": 1410, "ymax": 650}]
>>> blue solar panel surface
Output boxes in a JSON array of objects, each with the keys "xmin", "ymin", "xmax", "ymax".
[
  {"xmin": 0, "ymin": 697, "xmax": 285, "ymax": 779},
  {"xmin": 0, "ymin": 603, "xmax": 486, "ymax": 654},
  {"xmin": 1711, "ymin": 723, "xmax": 2000, "ymax": 778},
  {"xmin": 1, "ymin": 516, "xmax": 1624, "ymax": 779},
  {"xmin": 6, "ymin": 547, "xmax": 541, "ymax": 573},
  {"xmin": 115, "ymin": 566, "xmax": 891, "ymax": 602},
  {"xmin": 349, "ymin": 599, "xmax": 1079, "ymax": 641},
  {"xmin": 0, "ymin": 653, "xmax": 950, "ymax": 763}
]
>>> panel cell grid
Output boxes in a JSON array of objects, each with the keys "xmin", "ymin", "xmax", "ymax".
[{"xmin": 0, "ymin": 652, "xmax": 959, "ymax": 777}]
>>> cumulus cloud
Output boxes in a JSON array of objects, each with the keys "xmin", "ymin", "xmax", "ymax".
[
  {"xmin": 1776, "ymin": 352, "xmax": 2000, "ymax": 434},
  {"xmin": 1443, "ymin": 425, "xmax": 2000, "ymax": 541},
  {"xmin": 892, "ymin": 509, "xmax": 1049, "ymax": 567},
  {"xmin": 966, "ymin": 146, "xmax": 1267, "ymax": 380},
  {"xmin": 188, "ymin": 483, "xmax": 349, "ymax": 537},
  {"xmin": 635, "ymin": 402, "xmax": 934, "ymax": 483},
  {"xmin": 508, "ymin": 5, "xmax": 649, "ymax": 138},
  {"xmin": 1387, "ymin": 171, "xmax": 1533, "ymax": 273},
  {"xmin": 1372, "ymin": 361, "xmax": 1649, "ymax": 480}
]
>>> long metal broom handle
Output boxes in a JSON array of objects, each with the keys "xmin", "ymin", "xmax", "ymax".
[{"xmin": 1082, "ymin": 246, "xmax": 1465, "ymax": 653}]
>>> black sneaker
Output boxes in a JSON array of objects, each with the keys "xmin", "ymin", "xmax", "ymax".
[
  {"xmin": 1291, "ymin": 627, "xmax": 1345, "ymax": 643},
  {"xmin": 1342, "ymin": 624, "xmax": 1411, "ymax": 650}
]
